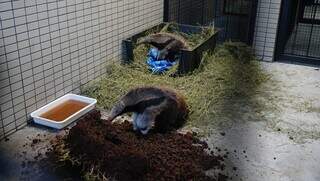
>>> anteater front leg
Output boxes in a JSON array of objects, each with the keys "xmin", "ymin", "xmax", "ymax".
[
  {"xmin": 137, "ymin": 99, "xmax": 170, "ymax": 134},
  {"xmin": 132, "ymin": 112, "xmax": 139, "ymax": 131}
]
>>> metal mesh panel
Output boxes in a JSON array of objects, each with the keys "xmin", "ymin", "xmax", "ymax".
[
  {"xmin": 165, "ymin": 0, "xmax": 255, "ymax": 43},
  {"xmin": 166, "ymin": 0, "xmax": 212, "ymax": 25},
  {"xmin": 224, "ymin": 0, "xmax": 251, "ymax": 15},
  {"xmin": 283, "ymin": 0, "xmax": 320, "ymax": 58},
  {"xmin": 299, "ymin": 0, "xmax": 320, "ymax": 22},
  {"xmin": 284, "ymin": 23, "xmax": 320, "ymax": 58},
  {"xmin": 214, "ymin": 0, "xmax": 253, "ymax": 42}
]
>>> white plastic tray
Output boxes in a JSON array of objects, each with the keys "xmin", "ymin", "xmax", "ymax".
[{"xmin": 30, "ymin": 94, "xmax": 97, "ymax": 129}]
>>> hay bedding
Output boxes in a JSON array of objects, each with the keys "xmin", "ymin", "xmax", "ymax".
[{"xmin": 84, "ymin": 42, "xmax": 269, "ymax": 131}]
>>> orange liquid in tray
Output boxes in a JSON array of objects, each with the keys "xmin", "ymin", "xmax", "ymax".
[{"xmin": 40, "ymin": 100, "xmax": 89, "ymax": 122}]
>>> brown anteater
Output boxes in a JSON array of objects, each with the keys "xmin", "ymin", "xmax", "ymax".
[
  {"xmin": 107, "ymin": 86, "xmax": 189, "ymax": 134},
  {"xmin": 137, "ymin": 33, "xmax": 190, "ymax": 61}
]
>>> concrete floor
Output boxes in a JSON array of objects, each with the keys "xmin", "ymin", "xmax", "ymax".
[
  {"xmin": 0, "ymin": 62, "xmax": 319, "ymax": 181},
  {"xmin": 206, "ymin": 62, "xmax": 320, "ymax": 181}
]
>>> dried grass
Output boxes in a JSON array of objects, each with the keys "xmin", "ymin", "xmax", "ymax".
[{"xmin": 83, "ymin": 42, "xmax": 270, "ymax": 132}]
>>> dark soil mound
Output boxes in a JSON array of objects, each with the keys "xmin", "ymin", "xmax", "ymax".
[{"xmin": 50, "ymin": 110, "xmax": 226, "ymax": 181}]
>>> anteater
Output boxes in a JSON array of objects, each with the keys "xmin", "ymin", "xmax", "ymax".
[
  {"xmin": 107, "ymin": 86, "xmax": 189, "ymax": 135},
  {"xmin": 137, "ymin": 33, "xmax": 190, "ymax": 61}
]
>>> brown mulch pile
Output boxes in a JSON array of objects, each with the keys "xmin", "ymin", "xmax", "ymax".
[{"xmin": 49, "ymin": 110, "xmax": 227, "ymax": 181}]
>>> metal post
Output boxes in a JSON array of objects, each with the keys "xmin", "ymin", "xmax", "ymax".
[
  {"xmin": 178, "ymin": 0, "xmax": 181, "ymax": 23},
  {"xmin": 201, "ymin": 0, "xmax": 205, "ymax": 25},
  {"xmin": 306, "ymin": 3, "xmax": 317, "ymax": 56},
  {"xmin": 163, "ymin": 0, "xmax": 169, "ymax": 22},
  {"xmin": 247, "ymin": 0, "xmax": 258, "ymax": 45}
]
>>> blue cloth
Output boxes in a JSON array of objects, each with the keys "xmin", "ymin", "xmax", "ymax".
[{"xmin": 146, "ymin": 48, "xmax": 176, "ymax": 74}]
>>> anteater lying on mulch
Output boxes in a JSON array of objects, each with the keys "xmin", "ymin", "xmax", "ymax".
[{"xmin": 107, "ymin": 86, "xmax": 189, "ymax": 135}]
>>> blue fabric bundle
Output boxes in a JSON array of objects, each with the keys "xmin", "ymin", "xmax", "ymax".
[{"xmin": 146, "ymin": 48, "xmax": 177, "ymax": 74}]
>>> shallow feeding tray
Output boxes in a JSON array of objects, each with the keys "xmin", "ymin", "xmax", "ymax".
[{"xmin": 31, "ymin": 94, "xmax": 97, "ymax": 129}]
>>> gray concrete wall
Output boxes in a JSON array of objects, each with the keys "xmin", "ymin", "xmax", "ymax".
[
  {"xmin": 0, "ymin": 0, "xmax": 163, "ymax": 138},
  {"xmin": 253, "ymin": 0, "xmax": 282, "ymax": 61}
]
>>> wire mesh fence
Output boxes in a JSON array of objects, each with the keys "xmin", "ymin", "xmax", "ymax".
[
  {"xmin": 283, "ymin": 0, "xmax": 320, "ymax": 59},
  {"xmin": 164, "ymin": 0, "xmax": 256, "ymax": 44}
]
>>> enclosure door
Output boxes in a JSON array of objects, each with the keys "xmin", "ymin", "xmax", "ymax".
[
  {"xmin": 276, "ymin": 0, "xmax": 320, "ymax": 63},
  {"xmin": 298, "ymin": 0, "xmax": 320, "ymax": 24}
]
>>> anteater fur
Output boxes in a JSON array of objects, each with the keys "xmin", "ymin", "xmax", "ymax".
[
  {"xmin": 107, "ymin": 86, "xmax": 189, "ymax": 134},
  {"xmin": 137, "ymin": 33, "xmax": 190, "ymax": 60}
]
